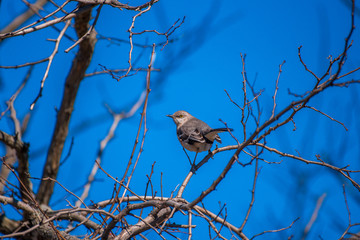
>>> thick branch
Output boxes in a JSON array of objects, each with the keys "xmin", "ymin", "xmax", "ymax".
[
  {"xmin": 0, "ymin": 196, "xmax": 81, "ymax": 239},
  {"xmin": 116, "ymin": 207, "xmax": 171, "ymax": 240},
  {"xmin": 36, "ymin": 4, "xmax": 97, "ymax": 205},
  {"xmin": 74, "ymin": 0, "xmax": 159, "ymax": 10},
  {"xmin": 0, "ymin": 130, "xmax": 27, "ymax": 152},
  {"xmin": 0, "ymin": 131, "xmax": 31, "ymax": 200}
]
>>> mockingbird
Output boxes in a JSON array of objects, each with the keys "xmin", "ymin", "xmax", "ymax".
[{"xmin": 167, "ymin": 110, "xmax": 232, "ymax": 163}]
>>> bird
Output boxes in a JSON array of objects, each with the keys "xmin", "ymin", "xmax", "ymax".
[{"xmin": 167, "ymin": 110, "xmax": 232, "ymax": 163}]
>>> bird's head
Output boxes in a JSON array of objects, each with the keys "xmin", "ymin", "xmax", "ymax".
[{"xmin": 166, "ymin": 110, "xmax": 192, "ymax": 126}]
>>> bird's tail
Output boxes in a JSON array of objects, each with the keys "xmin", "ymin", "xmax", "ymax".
[
  {"xmin": 210, "ymin": 128, "xmax": 233, "ymax": 133},
  {"xmin": 204, "ymin": 128, "xmax": 233, "ymax": 144}
]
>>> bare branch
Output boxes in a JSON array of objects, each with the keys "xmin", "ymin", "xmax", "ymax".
[
  {"xmin": 73, "ymin": 0, "xmax": 159, "ymax": 11},
  {"xmin": 0, "ymin": 4, "xmax": 91, "ymax": 40},
  {"xmin": 113, "ymin": 44, "xmax": 156, "ymax": 240},
  {"xmin": 302, "ymin": 193, "xmax": 326, "ymax": 239},
  {"xmin": 239, "ymin": 159, "xmax": 260, "ymax": 231},
  {"xmin": 64, "ymin": 4, "xmax": 103, "ymax": 53},
  {"xmin": 0, "ymin": 58, "xmax": 48, "ymax": 69},
  {"xmin": 0, "ymin": 0, "xmax": 48, "ymax": 34},
  {"xmin": 254, "ymin": 143, "xmax": 360, "ymax": 190},
  {"xmin": 75, "ymin": 90, "xmax": 146, "ymax": 208},
  {"xmin": 305, "ymin": 105, "xmax": 348, "ymax": 131},
  {"xmin": 271, "ymin": 60, "xmax": 285, "ymax": 119},
  {"xmin": 250, "ymin": 218, "xmax": 299, "ymax": 240},
  {"xmin": 298, "ymin": 46, "xmax": 320, "ymax": 82},
  {"xmin": 30, "ymin": 19, "xmax": 71, "ymax": 110},
  {"xmin": 36, "ymin": 4, "xmax": 97, "ymax": 205}
]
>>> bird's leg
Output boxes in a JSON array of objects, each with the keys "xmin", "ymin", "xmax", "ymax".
[
  {"xmin": 193, "ymin": 152, "xmax": 198, "ymax": 167},
  {"xmin": 182, "ymin": 147, "xmax": 192, "ymax": 166},
  {"xmin": 189, "ymin": 152, "xmax": 198, "ymax": 173}
]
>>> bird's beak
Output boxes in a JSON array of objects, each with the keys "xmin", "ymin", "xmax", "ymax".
[{"xmin": 166, "ymin": 114, "xmax": 173, "ymax": 118}]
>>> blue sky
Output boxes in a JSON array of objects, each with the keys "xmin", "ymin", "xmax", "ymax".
[{"xmin": 1, "ymin": 0, "xmax": 360, "ymax": 239}]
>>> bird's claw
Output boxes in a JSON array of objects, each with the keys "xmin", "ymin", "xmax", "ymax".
[{"xmin": 208, "ymin": 150, "xmax": 214, "ymax": 159}]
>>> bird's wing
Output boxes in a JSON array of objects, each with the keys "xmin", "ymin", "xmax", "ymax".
[{"xmin": 177, "ymin": 125, "xmax": 207, "ymax": 144}]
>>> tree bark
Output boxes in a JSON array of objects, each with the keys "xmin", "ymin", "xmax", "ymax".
[{"xmin": 36, "ymin": 4, "xmax": 97, "ymax": 205}]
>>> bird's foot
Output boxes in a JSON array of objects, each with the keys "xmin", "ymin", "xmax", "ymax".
[{"xmin": 208, "ymin": 150, "xmax": 214, "ymax": 159}]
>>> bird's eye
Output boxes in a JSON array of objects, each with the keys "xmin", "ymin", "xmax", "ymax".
[{"xmin": 178, "ymin": 114, "xmax": 183, "ymax": 118}]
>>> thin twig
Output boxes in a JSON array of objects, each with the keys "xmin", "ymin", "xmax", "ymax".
[
  {"xmin": 305, "ymin": 105, "xmax": 348, "ymax": 131},
  {"xmin": 271, "ymin": 60, "xmax": 285, "ymax": 119},
  {"xmin": 30, "ymin": 19, "xmax": 71, "ymax": 110},
  {"xmin": 75, "ymin": 90, "xmax": 146, "ymax": 208},
  {"xmin": 239, "ymin": 159, "xmax": 260, "ymax": 231},
  {"xmin": 65, "ymin": 4, "xmax": 103, "ymax": 53},
  {"xmin": 250, "ymin": 218, "xmax": 300, "ymax": 240}
]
